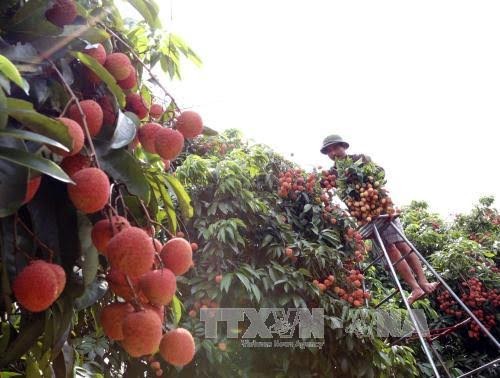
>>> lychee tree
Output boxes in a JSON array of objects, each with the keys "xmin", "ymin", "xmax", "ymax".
[
  {"xmin": 0, "ymin": 0, "xmax": 204, "ymax": 376},
  {"xmin": 168, "ymin": 130, "xmax": 418, "ymax": 377}
]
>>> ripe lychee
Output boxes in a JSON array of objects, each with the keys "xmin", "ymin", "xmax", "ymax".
[
  {"xmin": 144, "ymin": 303, "xmax": 165, "ymax": 323},
  {"xmin": 106, "ymin": 227, "xmax": 155, "ymax": 277},
  {"xmin": 215, "ymin": 275, "xmax": 222, "ymax": 284},
  {"xmin": 139, "ymin": 268, "xmax": 177, "ymax": 306},
  {"xmin": 117, "ymin": 66, "xmax": 137, "ymax": 90},
  {"xmin": 100, "ymin": 302, "xmax": 134, "ymax": 340},
  {"xmin": 49, "ymin": 117, "xmax": 84, "ymax": 156},
  {"xmin": 67, "ymin": 168, "xmax": 109, "ymax": 213},
  {"xmin": 190, "ymin": 242, "xmax": 198, "ymax": 252},
  {"xmin": 126, "ymin": 93, "xmax": 149, "ymax": 120},
  {"xmin": 160, "ymin": 238, "xmax": 193, "ymax": 276},
  {"xmin": 12, "ymin": 261, "xmax": 63, "ymax": 312},
  {"xmin": 98, "ymin": 96, "xmax": 117, "ymax": 126},
  {"xmin": 175, "ymin": 111, "xmax": 203, "ymax": 139},
  {"xmin": 84, "ymin": 43, "xmax": 106, "ymax": 65},
  {"xmin": 155, "ymin": 128, "xmax": 184, "ymax": 161},
  {"xmin": 149, "ymin": 104, "xmax": 164, "ymax": 119},
  {"xmin": 121, "ymin": 309, "xmax": 163, "ymax": 357},
  {"xmin": 60, "ymin": 154, "xmax": 91, "ymax": 177},
  {"xmin": 91, "ymin": 216, "xmax": 130, "ymax": 254},
  {"xmin": 104, "ymin": 53, "xmax": 132, "ymax": 80},
  {"xmin": 137, "ymin": 122, "xmax": 162, "ymax": 154},
  {"xmin": 106, "ymin": 269, "xmax": 142, "ymax": 301},
  {"xmin": 45, "ymin": 0, "xmax": 77, "ymax": 28},
  {"xmin": 23, "ymin": 176, "xmax": 41, "ymax": 203},
  {"xmin": 45, "ymin": 262, "xmax": 66, "ymax": 297},
  {"xmin": 153, "ymin": 239, "xmax": 163, "ymax": 253},
  {"xmin": 159, "ymin": 328, "xmax": 195, "ymax": 367},
  {"xmin": 68, "ymin": 100, "xmax": 104, "ymax": 137}
]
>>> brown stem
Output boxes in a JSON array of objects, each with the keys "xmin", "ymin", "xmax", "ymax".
[
  {"xmin": 60, "ymin": 98, "xmax": 75, "ymax": 117},
  {"xmin": 98, "ymin": 23, "xmax": 181, "ymax": 114},
  {"xmin": 125, "ymin": 275, "xmax": 143, "ymax": 310},
  {"xmin": 48, "ymin": 60, "xmax": 101, "ymax": 169},
  {"xmin": 16, "ymin": 217, "xmax": 55, "ymax": 261}
]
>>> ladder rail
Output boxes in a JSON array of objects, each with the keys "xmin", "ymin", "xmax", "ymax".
[
  {"xmin": 390, "ymin": 220, "xmax": 500, "ymax": 350},
  {"xmin": 372, "ymin": 225, "xmax": 442, "ymax": 377}
]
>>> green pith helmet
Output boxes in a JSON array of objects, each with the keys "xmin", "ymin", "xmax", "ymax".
[{"xmin": 320, "ymin": 134, "xmax": 349, "ymax": 154}]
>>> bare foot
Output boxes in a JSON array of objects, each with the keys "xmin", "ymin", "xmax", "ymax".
[
  {"xmin": 407, "ymin": 288, "xmax": 425, "ymax": 305},
  {"xmin": 419, "ymin": 281, "xmax": 439, "ymax": 294}
]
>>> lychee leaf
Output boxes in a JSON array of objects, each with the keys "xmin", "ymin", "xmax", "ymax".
[
  {"xmin": 0, "ymin": 128, "xmax": 69, "ymax": 151},
  {"xmin": 110, "ymin": 111, "xmax": 137, "ymax": 149},
  {"xmin": 126, "ymin": 0, "xmax": 161, "ymax": 29},
  {"xmin": 71, "ymin": 52, "xmax": 126, "ymax": 108},
  {"xmin": 0, "ymin": 55, "xmax": 29, "ymax": 95},
  {"xmin": 77, "ymin": 214, "xmax": 99, "ymax": 287},
  {"xmin": 0, "ymin": 87, "xmax": 7, "ymax": 129},
  {"xmin": 0, "ymin": 146, "xmax": 73, "ymax": 184},
  {"xmin": 99, "ymin": 149, "xmax": 150, "ymax": 202},
  {"xmin": 0, "ymin": 137, "xmax": 28, "ymax": 217},
  {"xmin": 6, "ymin": 98, "xmax": 72, "ymax": 149},
  {"xmin": 165, "ymin": 175, "xmax": 194, "ymax": 219},
  {"xmin": 171, "ymin": 295, "xmax": 182, "ymax": 327}
]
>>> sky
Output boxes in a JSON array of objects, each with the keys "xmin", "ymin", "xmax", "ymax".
[{"xmin": 123, "ymin": 0, "xmax": 500, "ymax": 218}]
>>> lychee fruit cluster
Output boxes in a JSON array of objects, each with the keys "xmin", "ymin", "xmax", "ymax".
[
  {"xmin": 12, "ymin": 260, "xmax": 66, "ymax": 312},
  {"xmin": 90, "ymin": 215, "xmax": 197, "ymax": 362}
]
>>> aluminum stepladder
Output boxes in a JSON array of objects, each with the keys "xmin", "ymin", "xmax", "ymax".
[{"xmin": 357, "ymin": 214, "xmax": 500, "ymax": 378}]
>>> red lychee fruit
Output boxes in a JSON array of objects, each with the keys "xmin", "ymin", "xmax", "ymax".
[
  {"xmin": 30, "ymin": 260, "xmax": 66, "ymax": 298},
  {"xmin": 68, "ymin": 100, "xmax": 104, "ymax": 137},
  {"xmin": 104, "ymin": 53, "xmax": 132, "ymax": 80},
  {"xmin": 190, "ymin": 242, "xmax": 198, "ymax": 252},
  {"xmin": 137, "ymin": 122, "xmax": 162, "ymax": 154},
  {"xmin": 67, "ymin": 168, "xmax": 109, "ymax": 213},
  {"xmin": 45, "ymin": 0, "xmax": 77, "ymax": 28},
  {"xmin": 100, "ymin": 302, "xmax": 134, "ymax": 340},
  {"xmin": 60, "ymin": 154, "xmax": 91, "ymax": 177},
  {"xmin": 144, "ymin": 304, "xmax": 165, "ymax": 323},
  {"xmin": 160, "ymin": 238, "xmax": 193, "ymax": 276},
  {"xmin": 49, "ymin": 117, "xmax": 84, "ymax": 156},
  {"xmin": 139, "ymin": 268, "xmax": 177, "ymax": 306},
  {"xmin": 23, "ymin": 176, "xmax": 42, "ymax": 203},
  {"xmin": 85, "ymin": 69, "xmax": 102, "ymax": 86},
  {"xmin": 215, "ymin": 275, "xmax": 222, "ymax": 284},
  {"xmin": 155, "ymin": 128, "xmax": 184, "ymax": 161},
  {"xmin": 97, "ymin": 96, "xmax": 117, "ymax": 126},
  {"xmin": 117, "ymin": 66, "xmax": 137, "ymax": 90},
  {"xmin": 84, "ymin": 43, "xmax": 106, "ymax": 65},
  {"xmin": 175, "ymin": 111, "xmax": 203, "ymax": 139},
  {"xmin": 126, "ymin": 93, "xmax": 149, "ymax": 120},
  {"xmin": 159, "ymin": 328, "xmax": 195, "ymax": 367},
  {"xmin": 106, "ymin": 227, "xmax": 155, "ymax": 277},
  {"xmin": 12, "ymin": 260, "xmax": 64, "ymax": 312},
  {"xmin": 121, "ymin": 309, "xmax": 163, "ymax": 357},
  {"xmin": 153, "ymin": 239, "xmax": 163, "ymax": 253},
  {"xmin": 106, "ymin": 269, "xmax": 142, "ymax": 301},
  {"xmin": 91, "ymin": 216, "xmax": 130, "ymax": 255},
  {"xmin": 149, "ymin": 104, "xmax": 164, "ymax": 119}
]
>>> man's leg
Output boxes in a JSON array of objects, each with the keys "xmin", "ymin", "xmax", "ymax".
[
  {"xmin": 386, "ymin": 243, "xmax": 424, "ymax": 304},
  {"xmin": 395, "ymin": 241, "xmax": 439, "ymax": 294}
]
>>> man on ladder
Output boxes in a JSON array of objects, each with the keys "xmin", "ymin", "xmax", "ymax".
[{"xmin": 320, "ymin": 134, "xmax": 439, "ymax": 304}]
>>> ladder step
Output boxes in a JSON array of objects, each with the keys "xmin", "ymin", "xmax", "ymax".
[
  {"xmin": 375, "ymin": 289, "xmax": 400, "ymax": 308},
  {"xmin": 392, "ymin": 250, "xmax": 414, "ymax": 268},
  {"xmin": 457, "ymin": 357, "xmax": 500, "ymax": 378}
]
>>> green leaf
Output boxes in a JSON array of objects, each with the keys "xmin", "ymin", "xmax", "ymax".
[
  {"xmin": 151, "ymin": 177, "xmax": 177, "ymax": 233},
  {"xmin": 171, "ymin": 295, "xmax": 182, "ymax": 326},
  {"xmin": 6, "ymin": 98, "xmax": 72, "ymax": 149},
  {"xmin": 99, "ymin": 149, "xmax": 150, "ymax": 202},
  {"xmin": 71, "ymin": 52, "xmax": 126, "ymax": 108},
  {"xmin": 126, "ymin": 0, "xmax": 162, "ymax": 29},
  {"xmin": 110, "ymin": 111, "xmax": 138, "ymax": 149},
  {"xmin": 0, "ymin": 128, "xmax": 69, "ymax": 151},
  {"xmin": 0, "ymin": 146, "xmax": 73, "ymax": 183},
  {"xmin": 0, "ymin": 55, "xmax": 29, "ymax": 94},
  {"xmin": 74, "ymin": 279, "xmax": 108, "ymax": 311},
  {"xmin": 6, "ymin": 0, "xmax": 60, "ymax": 39},
  {"xmin": 0, "ymin": 316, "xmax": 45, "ymax": 368},
  {"xmin": 77, "ymin": 214, "xmax": 99, "ymax": 286},
  {"xmin": 165, "ymin": 175, "xmax": 193, "ymax": 219},
  {"xmin": 235, "ymin": 272, "xmax": 252, "ymax": 293},
  {"xmin": 0, "ymin": 322, "xmax": 11, "ymax": 355},
  {"xmin": 220, "ymin": 273, "xmax": 233, "ymax": 294},
  {"xmin": 0, "ymin": 88, "xmax": 7, "ymax": 129}
]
